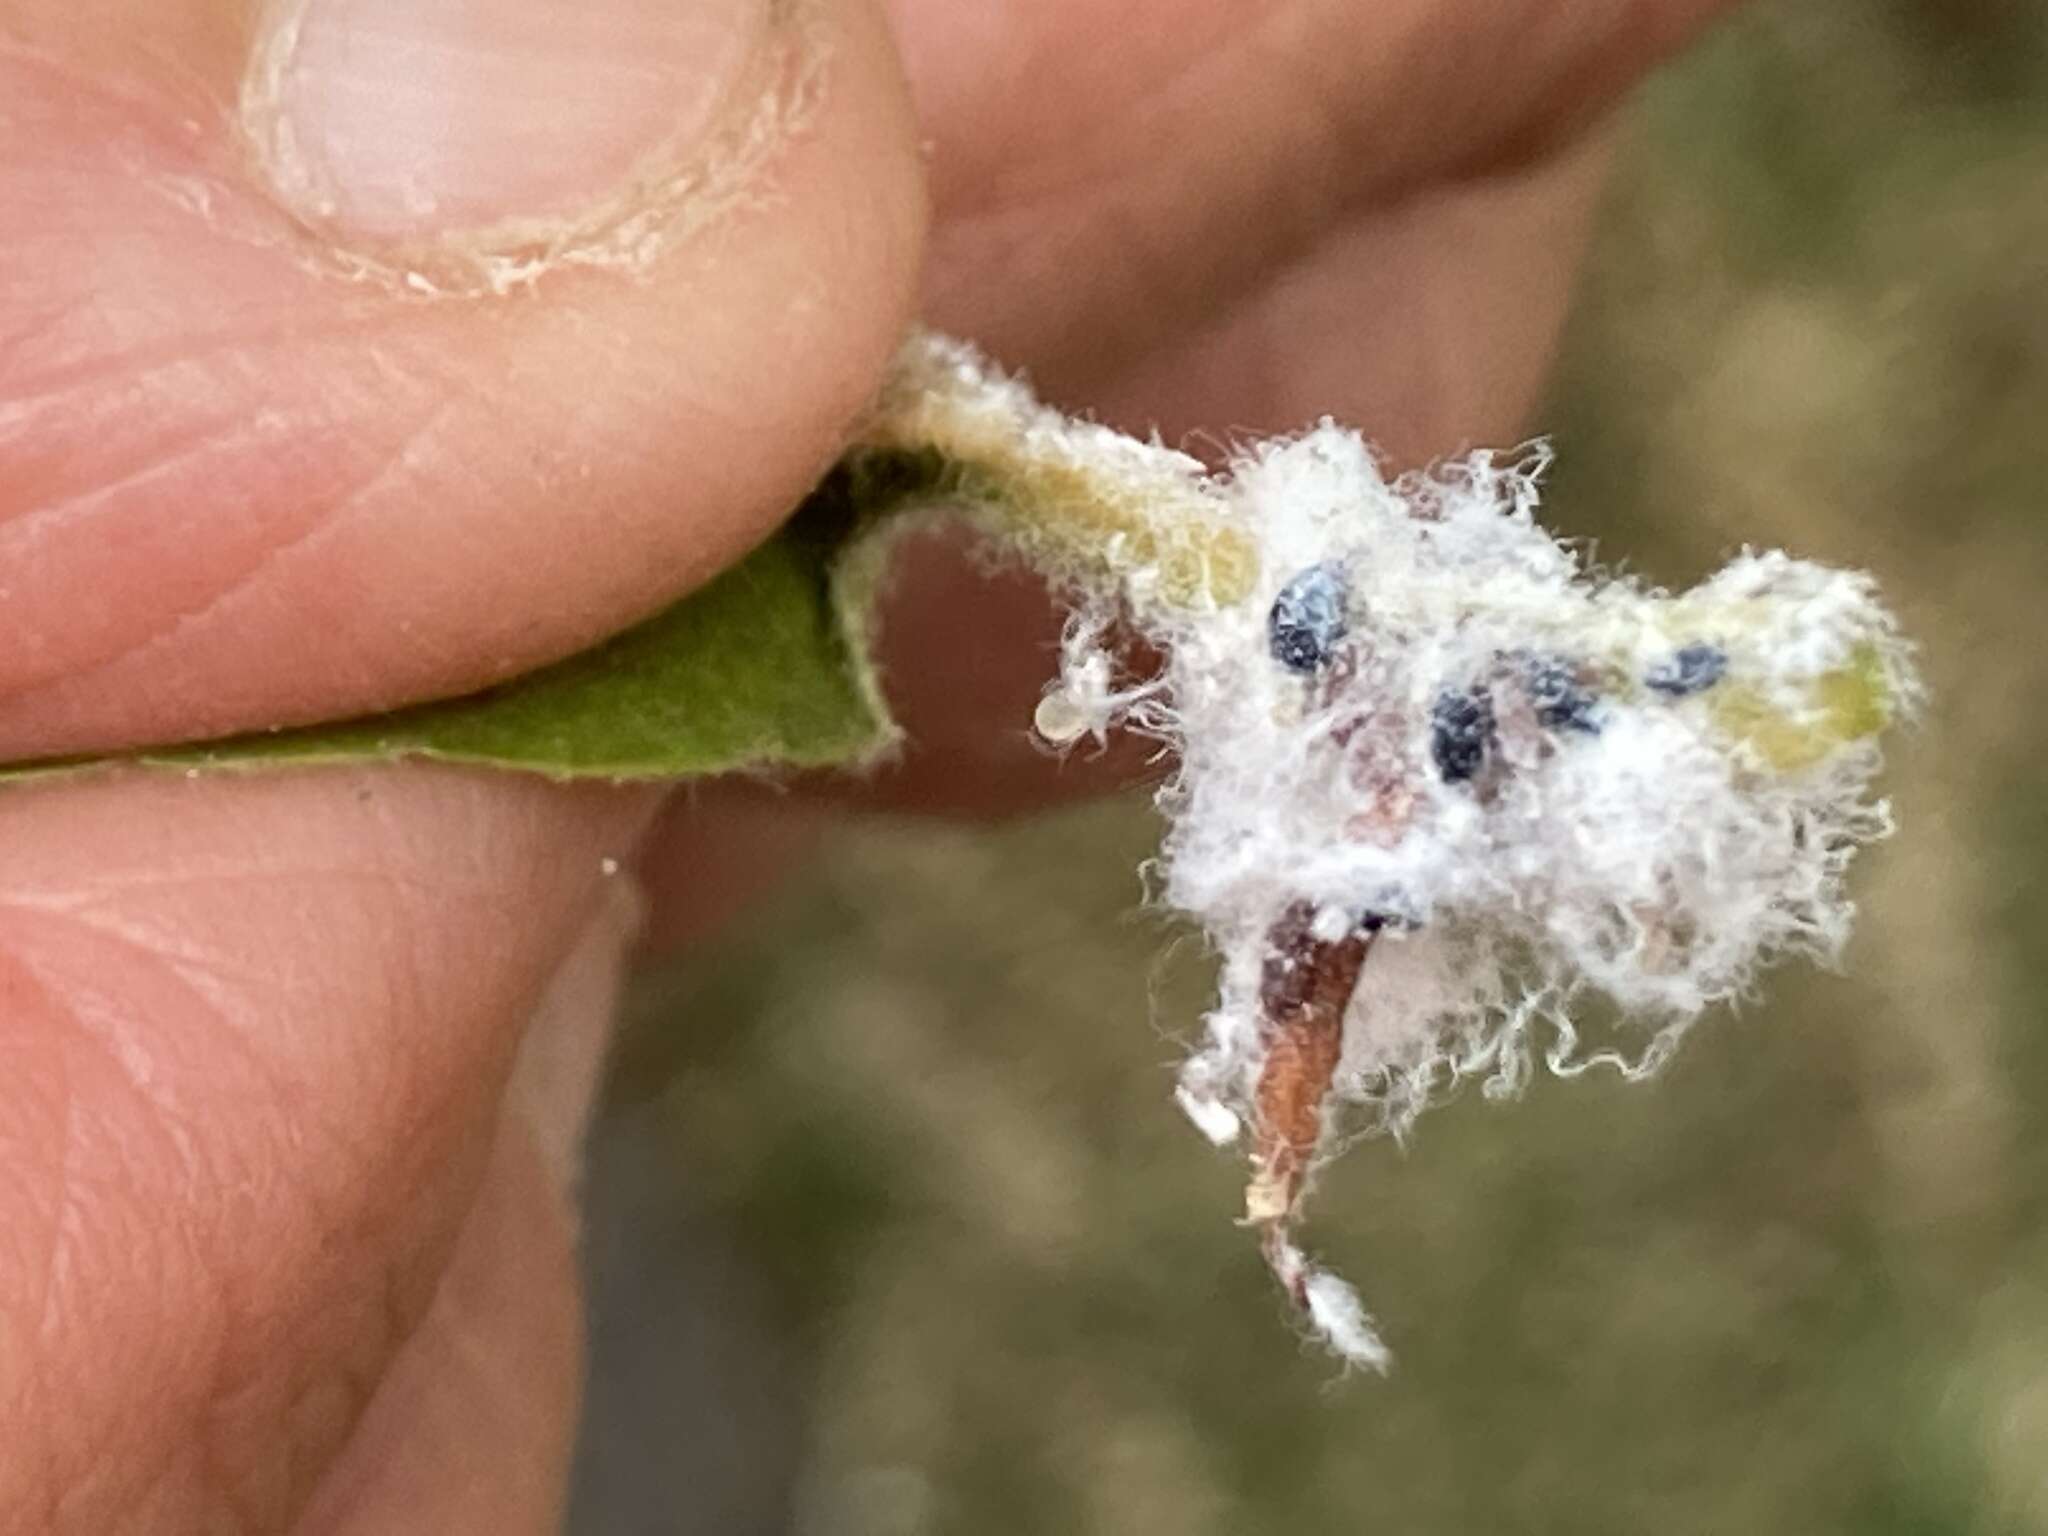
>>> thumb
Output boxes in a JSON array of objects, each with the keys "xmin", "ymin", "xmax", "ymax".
[{"xmin": 0, "ymin": 0, "xmax": 925, "ymax": 760}]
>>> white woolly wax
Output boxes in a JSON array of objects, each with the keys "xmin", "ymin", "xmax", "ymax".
[{"xmin": 860, "ymin": 332, "xmax": 1916, "ymax": 1369}]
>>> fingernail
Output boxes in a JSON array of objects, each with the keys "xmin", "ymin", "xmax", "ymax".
[
  {"xmin": 245, "ymin": 0, "xmax": 767, "ymax": 240},
  {"xmin": 512, "ymin": 873, "xmax": 646, "ymax": 1193}
]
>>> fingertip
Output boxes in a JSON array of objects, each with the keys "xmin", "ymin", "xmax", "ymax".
[{"xmin": 0, "ymin": 0, "xmax": 927, "ymax": 761}]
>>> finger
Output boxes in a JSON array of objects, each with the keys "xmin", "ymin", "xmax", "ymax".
[
  {"xmin": 890, "ymin": 0, "xmax": 1741, "ymax": 395},
  {"xmin": 0, "ymin": 765, "xmax": 652, "ymax": 1531},
  {"xmin": 1090, "ymin": 128, "xmax": 1618, "ymax": 457},
  {"xmin": 294, "ymin": 882, "xmax": 639, "ymax": 1536},
  {"xmin": 0, "ymin": 0, "xmax": 925, "ymax": 760}
]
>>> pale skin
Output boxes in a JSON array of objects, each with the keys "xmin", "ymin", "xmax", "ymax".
[{"xmin": 0, "ymin": 1, "xmax": 1740, "ymax": 1529}]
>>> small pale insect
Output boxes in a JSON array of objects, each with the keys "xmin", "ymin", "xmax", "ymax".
[
  {"xmin": 1030, "ymin": 625, "xmax": 1151, "ymax": 746},
  {"xmin": 1031, "ymin": 688, "xmax": 1096, "ymax": 745}
]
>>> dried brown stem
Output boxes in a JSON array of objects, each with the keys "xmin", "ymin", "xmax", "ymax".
[{"xmin": 1246, "ymin": 900, "xmax": 1373, "ymax": 1227}]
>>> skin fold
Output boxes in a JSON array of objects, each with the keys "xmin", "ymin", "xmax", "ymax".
[{"xmin": 0, "ymin": 0, "xmax": 1741, "ymax": 1528}]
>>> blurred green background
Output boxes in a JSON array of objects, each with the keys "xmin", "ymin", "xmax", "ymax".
[{"xmin": 572, "ymin": 3, "xmax": 2048, "ymax": 1530}]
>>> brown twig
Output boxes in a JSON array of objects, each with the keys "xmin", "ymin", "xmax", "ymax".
[{"xmin": 1246, "ymin": 900, "xmax": 1374, "ymax": 1234}]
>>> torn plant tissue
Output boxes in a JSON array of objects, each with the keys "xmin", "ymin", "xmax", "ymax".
[{"xmin": 863, "ymin": 333, "xmax": 1918, "ymax": 1372}]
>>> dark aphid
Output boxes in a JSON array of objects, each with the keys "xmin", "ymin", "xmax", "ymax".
[
  {"xmin": 1357, "ymin": 899, "xmax": 1421, "ymax": 934},
  {"xmin": 1268, "ymin": 563, "xmax": 1350, "ymax": 674},
  {"xmin": 1521, "ymin": 651, "xmax": 1602, "ymax": 734},
  {"xmin": 1430, "ymin": 686, "xmax": 1496, "ymax": 784},
  {"xmin": 1645, "ymin": 642, "xmax": 1728, "ymax": 698}
]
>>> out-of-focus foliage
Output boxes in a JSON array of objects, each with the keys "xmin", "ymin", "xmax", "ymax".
[{"xmin": 579, "ymin": 3, "xmax": 2048, "ymax": 1530}]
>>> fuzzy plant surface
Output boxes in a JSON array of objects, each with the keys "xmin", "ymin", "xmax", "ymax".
[
  {"xmin": 866, "ymin": 334, "xmax": 1916, "ymax": 1368},
  {"xmin": 16, "ymin": 329, "xmax": 1919, "ymax": 1368}
]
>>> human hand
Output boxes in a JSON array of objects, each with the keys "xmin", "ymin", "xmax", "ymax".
[{"xmin": 0, "ymin": 1, "xmax": 1735, "ymax": 1529}]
